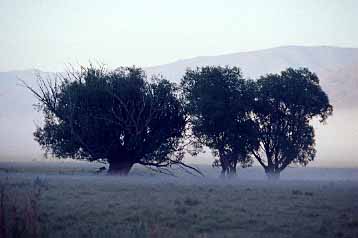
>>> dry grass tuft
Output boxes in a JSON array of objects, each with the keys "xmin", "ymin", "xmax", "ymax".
[{"xmin": 0, "ymin": 177, "xmax": 43, "ymax": 238}]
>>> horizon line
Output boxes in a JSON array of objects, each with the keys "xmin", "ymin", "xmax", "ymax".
[{"xmin": 2, "ymin": 44, "xmax": 358, "ymax": 73}]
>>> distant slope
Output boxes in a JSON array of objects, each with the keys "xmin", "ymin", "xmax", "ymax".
[
  {"xmin": 146, "ymin": 45, "xmax": 358, "ymax": 79},
  {"xmin": 1, "ymin": 46, "xmax": 357, "ymax": 166},
  {"xmin": 146, "ymin": 46, "xmax": 358, "ymax": 108}
]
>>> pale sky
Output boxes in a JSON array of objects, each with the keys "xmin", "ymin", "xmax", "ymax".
[{"xmin": 0, "ymin": 0, "xmax": 357, "ymax": 71}]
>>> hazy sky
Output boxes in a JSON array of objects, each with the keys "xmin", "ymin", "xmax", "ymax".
[{"xmin": 1, "ymin": 0, "xmax": 357, "ymax": 71}]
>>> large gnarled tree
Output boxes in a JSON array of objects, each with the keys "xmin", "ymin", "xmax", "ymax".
[
  {"xmin": 24, "ymin": 66, "xmax": 196, "ymax": 175},
  {"xmin": 250, "ymin": 68, "xmax": 333, "ymax": 179},
  {"xmin": 181, "ymin": 66, "xmax": 258, "ymax": 177}
]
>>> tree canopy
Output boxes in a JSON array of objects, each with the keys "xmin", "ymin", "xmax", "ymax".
[
  {"xmin": 249, "ymin": 68, "xmax": 333, "ymax": 179},
  {"xmin": 181, "ymin": 66, "xmax": 258, "ymax": 177},
  {"xmin": 24, "ymin": 66, "xmax": 197, "ymax": 175},
  {"xmin": 24, "ymin": 64, "xmax": 333, "ymax": 179}
]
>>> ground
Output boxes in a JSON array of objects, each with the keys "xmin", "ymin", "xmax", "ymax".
[{"xmin": 0, "ymin": 162, "xmax": 358, "ymax": 238}]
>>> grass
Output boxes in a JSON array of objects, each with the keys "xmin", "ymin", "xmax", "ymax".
[
  {"xmin": 0, "ymin": 177, "xmax": 43, "ymax": 238},
  {"xmin": 0, "ymin": 163, "xmax": 357, "ymax": 238}
]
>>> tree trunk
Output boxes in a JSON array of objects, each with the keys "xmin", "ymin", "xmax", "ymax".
[
  {"xmin": 219, "ymin": 156, "xmax": 237, "ymax": 178},
  {"xmin": 219, "ymin": 156, "xmax": 228, "ymax": 178},
  {"xmin": 265, "ymin": 167, "xmax": 280, "ymax": 181},
  {"xmin": 228, "ymin": 161, "xmax": 237, "ymax": 178},
  {"xmin": 220, "ymin": 167, "xmax": 228, "ymax": 178},
  {"xmin": 108, "ymin": 160, "xmax": 135, "ymax": 175}
]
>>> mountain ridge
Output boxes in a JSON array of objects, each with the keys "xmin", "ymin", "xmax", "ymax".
[
  {"xmin": 1, "ymin": 45, "xmax": 357, "ymax": 166},
  {"xmin": 146, "ymin": 45, "xmax": 358, "ymax": 80},
  {"xmin": 149, "ymin": 45, "xmax": 358, "ymax": 67}
]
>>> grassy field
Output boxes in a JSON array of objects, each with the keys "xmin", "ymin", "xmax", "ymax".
[{"xmin": 1, "ymin": 162, "xmax": 358, "ymax": 238}]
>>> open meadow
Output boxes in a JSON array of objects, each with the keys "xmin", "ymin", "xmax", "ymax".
[
  {"xmin": 1, "ymin": 1, "xmax": 358, "ymax": 238},
  {"xmin": 0, "ymin": 162, "xmax": 357, "ymax": 238}
]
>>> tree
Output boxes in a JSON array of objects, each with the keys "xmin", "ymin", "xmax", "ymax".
[
  {"xmin": 181, "ymin": 66, "xmax": 258, "ymax": 177},
  {"xmin": 23, "ymin": 65, "xmax": 198, "ymax": 175},
  {"xmin": 250, "ymin": 68, "xmax": 333, "ymax": 180}
]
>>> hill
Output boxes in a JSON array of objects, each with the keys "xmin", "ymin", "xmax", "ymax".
[
  {"xmin": 1, "ymin": 46, "xmax": 357, "ymax": 166},
  {"xmin": 146, "ymin": 45, "xmax": 358, "ymax": 108}
]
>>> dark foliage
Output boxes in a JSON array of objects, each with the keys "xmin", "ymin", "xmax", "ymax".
[
  {"xmin": 250, "ymin": 68, "xmax": 333, "ymax": 179},
  {"xmin": 181, "ymin": 66, "xmax": 258, "ymax": 177},
  {"xmin": 24, "ymin": 66, "xmax": 199, "ymax": 175},
  {"xmin": 23, "ymin": 64, "xmax": 332, "ymax": 179}
]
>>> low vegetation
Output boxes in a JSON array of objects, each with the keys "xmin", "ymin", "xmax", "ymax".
[
  {"xmin": 0, "ymin": 171, "xmax": 357, "ymax": 238},
  {"xmin": 0, "ymin": 177, "xmax": 44, "ymax": 238}
]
